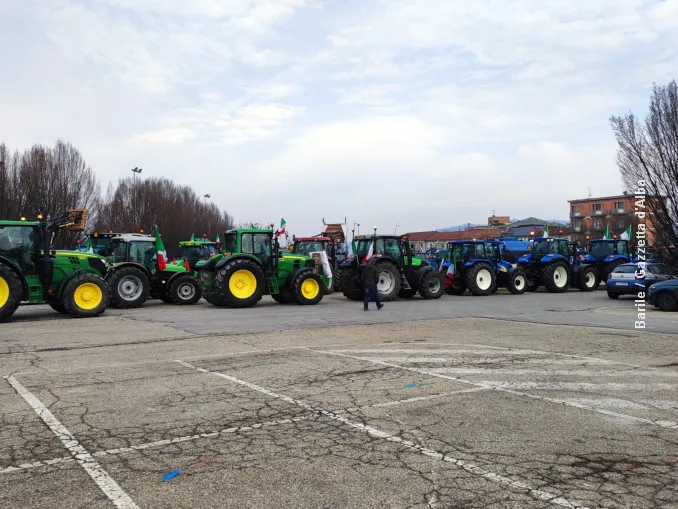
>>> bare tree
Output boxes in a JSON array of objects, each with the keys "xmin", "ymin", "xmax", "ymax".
[
  {"xmin": 610, "ymin": 80, "xmax": 678, "ymax": 272},
  {"xmin": 97, "ymin": 176, "xmax": 235, "ymax": 257}
]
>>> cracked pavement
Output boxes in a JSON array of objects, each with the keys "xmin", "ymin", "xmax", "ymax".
[{"xmin": 1, "ymin": 290, "xmax": 678, "ymax": 508}]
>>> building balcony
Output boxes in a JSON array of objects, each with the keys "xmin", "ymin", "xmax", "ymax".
[
  {"xmin": 570, "ymin": 211, "xmax": 583, "ymax": 218},
  {"xmin": 612, "ymin": 208, "xmax": 628, "ymax": 215},
  {"xmin": 592, "ymin": 210, "xmax": 603, "ymax": 216},
  {"xmin": 574, "ymin": 226, "xmax": 581, "ymax": 232},
  {"xmin": 591, "ymin": 224, "xmax": 605, "ymax": 231}
]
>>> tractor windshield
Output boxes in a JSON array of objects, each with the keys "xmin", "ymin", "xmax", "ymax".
[
  {"xmin": 590, "ymin": 241, "xmax": 614, "ymax": 259},
  {"xmin": 0, "ymin": 226, "xmax": 36, "ymax": 272},
  {"xmin": 295, "ymin": 242, "xmax": 325, "ymax": 256},
  {"xmin": 532, "ymin": 240, "xmax": 550, "ymax": 256}
]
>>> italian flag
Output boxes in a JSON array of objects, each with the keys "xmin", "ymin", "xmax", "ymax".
[
  {"xmin": 86, "ymin": 237, "xmax": 94, "ymax": 254},
  {"xmin": 155, "ymin": 225, "xmax": 167, "ymax": 271},
  {"xmin": 277, "ymin": 218, "xmax": 288, "ymax": 248},
  {"xmin": 603, "ymin": 225, "xmax": 611, "ymax": 240},
  {"xmin": 363, "ymin": 241, "xmax": 374, "ymax": 263},
  {"xmin": 620, "ymin": 226, "xmax": 632, "ymax": 241},
  {"xmin": 543, "ymin": 224, "xmax": 549, "ymax": 237},
  {"xmin": 190, "ymin": 233, "xmax": 195, "ymax": 241}
]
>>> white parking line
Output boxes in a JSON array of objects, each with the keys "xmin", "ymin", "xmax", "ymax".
[
  {"xmin": 336, "ymin": 388, "xmax": 490, "ymax": 413},
  {"xmin": 175, "ymin": 360, "xmax": 590, "ymax": 509},
  {"xmin": 312, "ymin": 350, "xmax": 678, "ymax": 431},
  {"xmin": 0, "ymin": 415, "xmax": 313, "ymax": 475},
  {"xmin": 5, "ymin": 375, "xmax": 139, "ymax": 509}
]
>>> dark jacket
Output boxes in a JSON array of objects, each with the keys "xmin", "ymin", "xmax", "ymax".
[{"xmin": 361, "ymin": 261, "xmax": 378, "ymax": 287}]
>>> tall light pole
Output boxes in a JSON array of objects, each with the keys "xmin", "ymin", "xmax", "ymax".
[{"xmin": 131, "ymin": 167, "xmax": 143, "ymax": 228}]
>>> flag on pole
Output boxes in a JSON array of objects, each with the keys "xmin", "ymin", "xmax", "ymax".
[
  {"xmin": 620, "ymin": 226, "xmax": 632, "ymax": 241},
  {"xmin": 215, "ymin": 233, "xmax": 220, "ymax": 243},
  {"xmin": 543, "ymin": 224, "xmax": 549, "ymax": 237},
  {"xmin": 277, "ymin": 218, "xmax": 288, "ymax": 248},
  {"xmin": 190, "ymin": 233, "xmax": 195, "ymax": 241},
  {"xmin": 184, "ymin": 257, "xmax": 190, "ymax": 271},
  {"xmin": 363, "ymin": 241, "xmax": 374, "ymax": 263},
  {"xmin": 603, "ymin": 225, "xmax": 610, "ymax": 240},
  {"xmin": 155, "ymin": 225, "xmax": 167, "ymax": 271},
  {"xmin": 86, "ymin": 237, "xmax": 94, "ymax": 254}
]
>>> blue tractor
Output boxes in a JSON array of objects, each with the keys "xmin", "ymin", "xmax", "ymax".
[
  {"xmin": 580, "ymin": 239, "xmax": 632, "ymax": 287},
  {"xmin": 518, "ymin": 237, "xmax": 597, "ymax": 292},
  {"xmin": 440, "ymin": 240, "xmax": 527, "ymax": 296}
]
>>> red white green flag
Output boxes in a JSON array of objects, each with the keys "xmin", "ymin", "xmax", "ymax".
[{"xmin": 155, "ymin": 225, "xmax": 167, "ymax": 271}]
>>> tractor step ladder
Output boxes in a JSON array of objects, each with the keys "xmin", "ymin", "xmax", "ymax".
[
  {"xmin": 267, "ymin": 276, "xmax": 280, "ymax": 295},
  {"xmin": 28, "ymin": 284, "xmax": 43, "ymax": 302},
  {"xmin": 401, "ymin": 274, "xmax": 412, "ymax": 290}
]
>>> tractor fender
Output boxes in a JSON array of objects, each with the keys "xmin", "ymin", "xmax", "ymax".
[
  {"xmin": 0, "ymin": 256, "xmax": 29, "ymax": 301},
  {"xmin": 105, "ymin": 262, "xmax": 152, "ymax": 281},
  {"xmin": 214, "ymin": 254, "xmax": 263, "ymax": 272},
  {"xmin": 606, "ymin": 254, "xmax": 630, "ymax": 264},
  {"xmin": 540, "ymin": 254, "xmax": 568, "ymax": 264},
  {"xmin": 165, "ymin": 270, "xmax": 193, "ymax": 289},
  {"xmin": 411, "ymin": 264, "xmax": 435, "ymax": 287}
]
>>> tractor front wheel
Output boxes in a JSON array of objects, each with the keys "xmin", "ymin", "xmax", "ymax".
[
  {"xmin": 419, "ymin": 271, "xmax": 445, "ymax": 299},
  {"xmin": 214, "ymin": 259, "xmax": 265, "ymax": 308},
  {"xmin": 61, "ymin": 273, "xmax": 110, "ymax": 318},
  {"xmin": 170, "ymin": 274, "xmax": 201, "ymax": 305},
  {"xmin": 341, "ymin": 268, "xmax": 363, "ymax": 301},
  {"xmin": 465, "ymin": 263, "xmax": 496, "ymax": 296},
  {"xmin": 376, "ymin": 262, "xmax": 401, "ymax": 301},
  {"xmin": 543, "ymin": 262, "xmax": 570, "ymax": 293},
  {"xmin": 108, "ymin": 267, "xmax": 150, "ymax": 308},
  {"xmin": 507, "ymin": 268, "xmax": 527, "ymax": 295},
  {"xmin": 292, "ymin": 270, "xmax": 324, "ymax": 305},
  {"xmin": 579, "ymin": 266, "xmax": 599, "ymax": 292},
  {"xmin": 0, "ymin": 265, "xmax": 22, "ymax": 322}
]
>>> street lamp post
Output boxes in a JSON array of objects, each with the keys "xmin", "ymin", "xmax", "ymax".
[{"xmin": 131, "ymin": 167, "xmax": 143, "ymax": 227}]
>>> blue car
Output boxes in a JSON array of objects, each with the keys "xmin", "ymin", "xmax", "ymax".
[
  {"xmin": 647, "ymin": 279, "xmax": 678, "ymax": 311},
  {"xmin": 605, "ymin": 263, "xmax": 674, "ymax": 299}
]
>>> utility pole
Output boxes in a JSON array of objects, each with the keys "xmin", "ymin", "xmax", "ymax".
[
  {"xmin": 394, "ymin": 222, "xmax": 400, "ymax": 235},
  {"xmin": 131, "ymin": 167, "xmax": 143, "ymax": 228}
]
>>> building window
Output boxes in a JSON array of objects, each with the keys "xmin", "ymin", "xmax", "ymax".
[
  {"xmin": 614, "ymin": 201, "xmax": 623, "ymax": 210},
  {"xmin": 592, "ymin": 203, "xmax": 601, "ymax": 212},
  {"xmin": 573, "ymin": 220, "xmax": 581, "ymax": 228},
  {"xmin": 615, "ymin": 219, "xmax": 625, "ymax": 229},
  {"xmin": 571, "ymin": 205, "xmax": 580, "ymax": 213}
]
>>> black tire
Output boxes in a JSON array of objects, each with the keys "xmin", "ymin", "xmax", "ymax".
[
  {"xmin": 61, "ymin": 273, "xmax": 110, "ymax": 318},
  {"xmin": 291, "ymin": 270, "xmax": 324, "ymax": 305},
  {"xmin": 334, "ymin": 267, "xmax": 343, "ymax": 292},
  {"xmin": 465, "ymin": 263, "xmax": 496, "ymax": 296},
  {"xmin": 446, "ymin": 280, "xmax": 466, "ymax": 295},
  {"xmin": 419, "ymin": 270, "xmax": 445, "ymax": 299},
  {"xmin": 607, "ymin": 291, "xmax": 620, "ymax": 300},
  {"xmin": 198, "ymin": 268, "xmax": 222, "ymax": 305},
  {"xmin": 375, "ymin": 261, "xmax": 401, "ymax": 302},
  {"xmin": 160, "ymin": 293, "xmax": 175, "ymax": 304},
  {"xmin": 0, "ymin": 264, "xmax": 23, "ymax": 322},
  {"xmin": 579, "ymin": 266, "xmax": 599, "ymax": 292},
  {"xmin": 341, "ymin": 268, "xmax": 363, "ymax": 301},
  {"xmin": 170, "ymin": 274, "xmax": 201, "ymax": 305},
  {"xmin": 108, "ymin": 266, "xmax": 150, "ymax": 308},
  {"xmin": 399, "ymin": 287, "xmax": 418, "ymax": 298},
  {"xmin": 525, "ymin": 279, "xmax": 539, "ymax": 292},
  {"xmin": 491, "ymin": 284, "xmax": 499, "ymax": 294},
  {"xmin": 272, "ymin": 287, "xmax": 296, "ymax": 304},
  {"xmin": 543, "ymin": 262, "xmax": 570, "ymax": 293},
  {"xmin": 656, "ymin": 292, "xmax": 678, "ymax": 311},
  {"xmin": 507, "ymin": 268, "xmax": 527, "ymax": 295},
  {"xmin": 214, "ymin": 258, "xmax": 265, "ymax": 308},
  {"xmin": 48, "ymin": 301, "xmax": 69, "ymax": 314}
]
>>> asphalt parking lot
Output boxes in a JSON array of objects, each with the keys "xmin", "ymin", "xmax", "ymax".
[{"xmin": 2, "ymin": 290, "xmax": 678, "ymax": 509}]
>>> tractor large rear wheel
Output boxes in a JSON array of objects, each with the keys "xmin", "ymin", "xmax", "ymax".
[
  {"xmin": 0, "ymin": 264, "xmax": 22, "ymax": 322},
  {"xmin": 170, "ymin": 274, "xmax": 201, "ymax": 305},
  {"xmin": 292, "ymin": 270, "xmax": 324, "ymax": 305},
  {"xmin": 376, "ymin": 262, "xmax": 401, "ymax": 301},
  {"xmin": 341, "ymin": 268, "xmax": 363, "ymax": 301},
  {"xmin": 507, "ymin": 268, "xmax": 527, "ymax": 295},
  {"xmin": 543, "ymin": 262, "xmax": 570, "ymax": 293},
  {"xmin": 214, "ymin": 259, "xmax": 265, "ymax": 308},
  {"xmin": 419, "ymin": 271, "xmax": 445, "ymax": 299},
  {"xmin": 61, "ymin": 273, "xmax": 110, "ymax": 318},
  {"xmin": 579, "ymin": 266, "xmax": 599, "ymax": 292},
  {"xmin": 445, "ymin": 279, "xmax": 466, "ymax": 295},
  {"xmin": 465, "ymin": 263, "xmax": 496, "ymax": 296},
  {"xmin": 108, "ymin": 267, "xmax": 150, "ymax": 308},
  {"xmin": 272, "ymin": 287, "xmax": 296, "ymax": 304},
  {"xmin": 602, "ymin": 260, "xmax": 624, "ymax": 282}
]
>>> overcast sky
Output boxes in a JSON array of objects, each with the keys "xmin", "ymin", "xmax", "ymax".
[{"xmin": 1, "ymin": 0, "xmax": 676, "ymax": 236}]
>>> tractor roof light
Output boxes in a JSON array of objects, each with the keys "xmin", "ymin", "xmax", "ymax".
[
  {"xmin": 20, "ymin": 216, "xmax": 26, "ymax": 221},
  {"xmin": 37, "ymin": 213, "xmax": 44, "ymax": 220}
]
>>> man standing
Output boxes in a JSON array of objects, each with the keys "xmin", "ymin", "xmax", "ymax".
[{"xmin": 361, "ymin": 259, "xmax": 383, "ymax": 311}]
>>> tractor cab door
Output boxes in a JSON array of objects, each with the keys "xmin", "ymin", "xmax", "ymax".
[
  {"xmin": 397, "ymin": 239, "xmax": 412, "ymax": 268},
  {"xmin": 616, "ymin": 241, "xmax": 629, "ymax": 257},
  {"xmin": 485, "ymin": 243, "xmax": 500, "ymax": 264},
  {"xmin": 383, "ymin": 238, "xmax": 402, "ymax": 267},
  {"xmin": 0, "ymin": 225, "xmax": 37, "ymax": 275},
  {"xmin": 241, "ymin": 233, "xmax": 273, "ymax": 274}
]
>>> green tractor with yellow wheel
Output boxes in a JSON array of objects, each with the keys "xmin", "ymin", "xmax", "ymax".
[
  {"xmin": 198, "ymin": 228, "xmax": 329, "ymax": 308},
  {"xmin": 0, "ymin": 210, "xmax": 110, "ymax": 322}
]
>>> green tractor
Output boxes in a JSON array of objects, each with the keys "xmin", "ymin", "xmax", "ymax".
[
  {"xmin": 105, "ymin": 227, "xmax": 201, "ymax": 308},
  {"xmin": 176, "ymin": 235, "xmax": 220, "ymax": 271},
  {"xmin": 197, "ymin": 228, "xmax": 328, "ymax": 308},
  {"xmin": 338, "ymin": 234, "xmax": 445, "ymax": 301},
  {"xmin": 0, "ymin": 210, "xmax": 110, "ymax": 321}
]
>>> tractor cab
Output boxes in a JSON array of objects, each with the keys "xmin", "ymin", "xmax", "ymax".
[
  {"xmin": 179, "ymin": 238, "xmax": 219, "ymax": 270},
  {"xmin": 354, "ymin": 235, "xmax": 415, "ymax": 268},
  {"xmin": 221, "ymin": 229, "xmax": 277, "ymax": 272},
  {"xmin": 109, "ymin": 234, "xmax": 157, "ymax": 272},
  {"xmin": 586, "ymin": 239, "xmax": 630, "ymax": 262},
  {"xmin": 81, "ymin": 231, "xmax": 121, "ymax": 257},
  {"xmin": 291, "ymin": 237, "xmax": 333, "ymax": 260}
]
